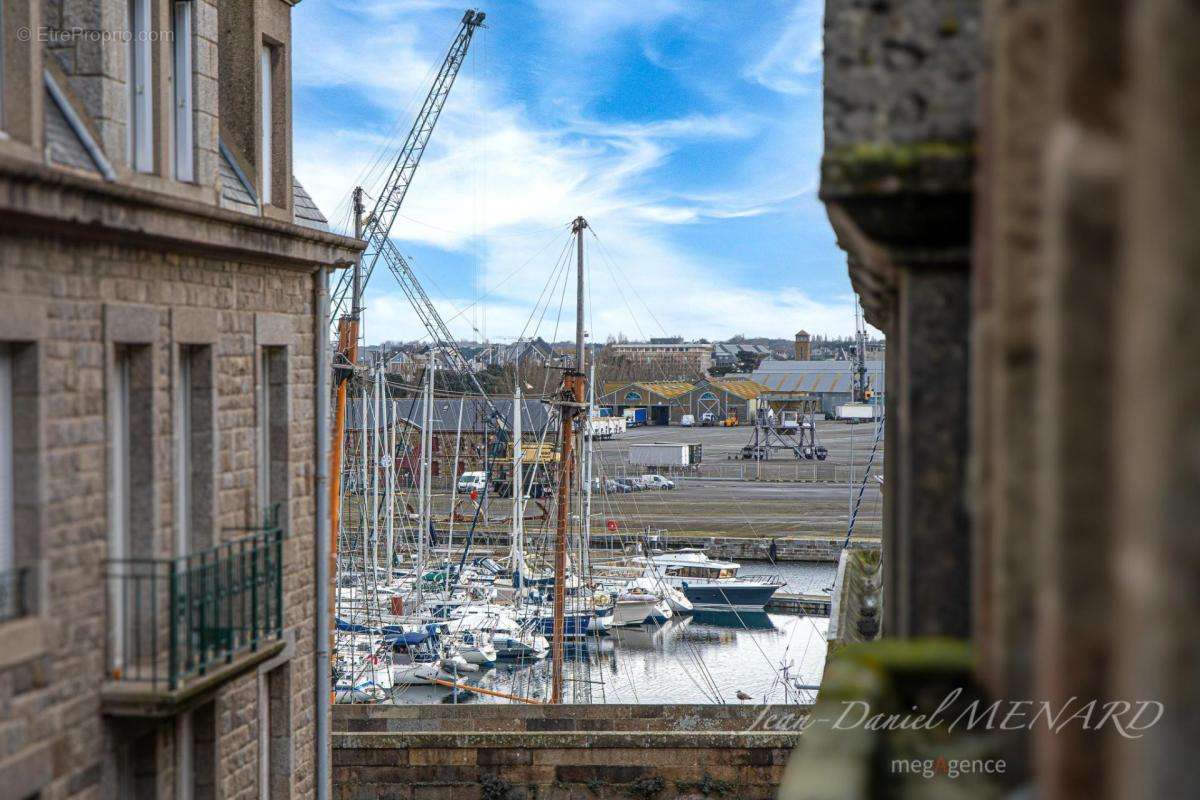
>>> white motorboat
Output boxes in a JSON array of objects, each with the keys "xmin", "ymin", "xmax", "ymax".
[
  {"xmin": 648, "ymin": 549, "xmax": 784, "ymax": 611},
  {"xmin": 613, "ymin": 584, "xmax": 668, "ymax": 626}
]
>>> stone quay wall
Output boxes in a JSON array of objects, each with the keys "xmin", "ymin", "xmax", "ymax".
[
  {"xmin": 332, "ymin": 704, "xmax": 809, "ymax": 799},
  {"xmin": 466, "ymin": 532, "xmax": 881, "ymax": 564}
]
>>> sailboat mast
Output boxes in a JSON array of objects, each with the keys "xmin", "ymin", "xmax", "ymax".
[
  {"xmin": 416, "ymin": 357, "xmax": 434, "ymax": 608},
  {"xmin": 583, "ymin": 360, "xmax": 595, "ymax": 577},
  {"xmin": 512, "ymin": 386, "xmax": 523, "ymax": 593},
  {"xmin": 552, "ymin": 216, "xmax": 588, "ymax": 704},
  {"xmin": 574, "ymin": 216, "xmax": 587, "ymax": 374}
]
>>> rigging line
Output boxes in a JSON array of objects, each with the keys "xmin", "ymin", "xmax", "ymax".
[
  {"xmin": 515, "ymin": 236, "xmax": 574, "ymax": 347},
  {"xmin": 588, "ymin": 225, "xmax": 670, "ymax": 337},
  {"xmin": 587, "ymin": 488, "xmax": 724, "ymax": 701},
  {"xmin": 841, "ymin": 412, "xmax": 885, "ymax": 548},
  {"xmin": 327, "ymin": 49, "xmax": 445, "ymax": 227},
  {"xmin": 594, "ymin": 239, "xmax": 651, "ymax": 343},
  {"xmin": 510, "ymin": 235, "xmax": 573, "ymax": 346}
]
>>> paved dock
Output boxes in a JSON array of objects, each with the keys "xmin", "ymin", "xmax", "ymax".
[{"xmin": 766, "ymin": 592, "xmax": 831, "ymax": 616}]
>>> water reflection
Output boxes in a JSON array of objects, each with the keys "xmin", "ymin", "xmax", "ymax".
[{"xmin": 387, "ymin": 609, "xmax": 828, "ymax": 706}]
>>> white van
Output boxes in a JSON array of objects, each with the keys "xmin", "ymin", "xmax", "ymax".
[
  {"xmin": 456, "ymin": 471, "xmax": 488, "ymax": 493},
  {"xmin": 680, "ymin": 414, "xmax": 695, "ymax": 427},
  {"xmin": 638, "ymin": 474, "xmax": 676, "ymax": 490}
]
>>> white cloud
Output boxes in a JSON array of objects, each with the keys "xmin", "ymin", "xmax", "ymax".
[
  {"xmin": 744, "ymin": 1, "xmax": 824, "ymax": 95},
  {"xmin": 294, "ymin": 2, "xmax": 856, "ymax": 346}
]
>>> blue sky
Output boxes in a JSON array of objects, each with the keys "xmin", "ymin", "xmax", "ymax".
[{"xmin": 292, "ymin": 0, "xmax": 858, "ymax": 345}]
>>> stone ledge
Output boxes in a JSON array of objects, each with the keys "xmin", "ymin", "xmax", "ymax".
[
  {"xmin": 100, "ymin": 638, "xmax": 287, "ymax": 718},
  {"xmin": 0, "ymin": 154, "xmax": 363, "ymax": 271},
  {"xmin": 336, "ymin": 730, "xmax": 808, "ymax": 750},
  {"xmin": 0, "ymin": 615, "xmax": 46, "ymax": 670}
]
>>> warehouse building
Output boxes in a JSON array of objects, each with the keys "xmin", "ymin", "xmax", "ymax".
[
  {"xmin": 597, "ymin": 381, "xmax": 693, "ymax": 426},
  {"xmin": 676, "ymin": 379, "xmax": 769, "ymax": 425},
  {"xmin": 751, "ymin": 360, "xmax": 885, "ymax": 417}
]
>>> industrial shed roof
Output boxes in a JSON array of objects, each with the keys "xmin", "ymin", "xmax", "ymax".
[
  {"xmin": 692, "ymin": 379, "xmax": 770, "ymax": 400},
  {"xmin": 751, "ymin": 360, "xmax": 885, "ymax": 394},
  {"xmin": 600, "ymin": 381, "xmax": 694, "ymax": 402}
]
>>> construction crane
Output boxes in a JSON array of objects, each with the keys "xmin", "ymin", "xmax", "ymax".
[
  {"xmin": 330, "ymin": 8, "xmax": 485, "ymax": 328},
  {"xmin": 329, "ymin": 9, "xmax": 493, "ymax": 594}
]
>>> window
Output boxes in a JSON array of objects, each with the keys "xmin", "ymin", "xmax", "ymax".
[
  {"xmin": 0, "ymin": 2, "xmax": 6, "ymax": 133},
  {"xmin": 257, "ymin": 347, "xmax": 287, "ymax": 525},
  {"xmin": 172, "ymin": 1, "xmax": 195, "ymax": 181},
  {"xmin": 108, "ymin": 344, "xmax": 153, "ymax": 671},
  {"xmin": 116, "ymin": 728, "xmax": 158, "ymax": 800},
  {"xmin": 260, "ymin": 44, "xmax": 274, "ymax": 205},
  {"xmin": 175, "ymin": 346, "xmax": 213, "ymax": 555},
  {"xmin": 0, "ymin": 344, "xmax": 12, "ymax": 579},
  {"xmin": 176, "ymin": 702, "xmax": 216, "ymax": 800},
  {"xmin": 260, "ymin": 664, "xmax": 292, "ymax": 798},
  {"xmin": 0, "ymin": 340, "xmax": 38, "ymax": 623},
  {"xmin": 128, "ymin": 0, "xmax": 154, "ymax": 171}
]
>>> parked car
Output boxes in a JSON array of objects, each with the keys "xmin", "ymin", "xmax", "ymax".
[
  {"xmin": 700, "ymin": 412, "xmax": 717, "ymax": 426},
  {"xmin": 603, "ymin": 478, "xmax": 630, "ymax": 493},
  {"xmin": 680, "ymin": 414, "xmax": 695, "ymax": 427},
  {"xmin": 457, "ymin": 471, "xmax": 488, "ymax": 493},
  {"xmin": 639, "ymin": 474, "xmax": 676, "ymax": 490},
  {"xmin": 613, "ymin": 477, "xmax": 642, "ymax": 492}
]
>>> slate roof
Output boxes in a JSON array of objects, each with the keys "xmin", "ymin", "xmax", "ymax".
[
  {"xmin": 44, "ymin": 89, "xmax": 101, "ymax": 174},
  {"xmin": 217, "ymin": 142, "xmax": 331, "ymax": 231},
  {"xmin": 347, "ymin": 397, "xmax": 553, "ymax": 435},
  {"xmin": 751, "ymin": 360, "xmax": 886, "ymax": 394},
  {"xmin": 293, "ymin": 180, "xmax": 329, "ymax": 231},
  {"xmin": 218, "ymin": 144, "xmax": 259, "ymax": 214}
]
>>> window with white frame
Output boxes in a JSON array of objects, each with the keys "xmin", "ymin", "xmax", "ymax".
[
  {"xmin": 260, "ymin": 43, "xmax": 274, "ymax": 205},
  {"xmin": 0, "ymin": 344, "xmax": 13, "ymax": 579},
  {"xmin": 257, "ymin": 347, "xmax": 287, "ymax": 526},
  {"xmin": 108, "ymin": 344, "xmax": 154, "ymax": 672},
  {"xmin": 175, "ymin": 345, "xmax": 214, "ymax": 555},
  {"xmin": 256, "ymin": 347, "xmax": 271, "ymax": 518},
  {"xmin": 172, "ymin": 0, "xmax": 195, "ymax": 182},
  {"xmin": 127, "ymin": 0, "xmax": 154, "ymax": 172},
  {"xmin": 1, "ymin": 3, "xmax": 7, "ymax": 134}
]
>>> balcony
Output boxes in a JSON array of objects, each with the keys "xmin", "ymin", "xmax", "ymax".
[{"xmin": 101, "ymin": 524, "xmax": 287, "ymax": 717}]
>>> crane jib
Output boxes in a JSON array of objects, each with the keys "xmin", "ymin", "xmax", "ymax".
[{"xmin": 329, "ymin": 10, "xmax": 485, "ymax": 324}]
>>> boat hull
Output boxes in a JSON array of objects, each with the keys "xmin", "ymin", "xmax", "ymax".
[{"xmin": 680, "ymin": 583, "xmax": 781, "ymax": 611}]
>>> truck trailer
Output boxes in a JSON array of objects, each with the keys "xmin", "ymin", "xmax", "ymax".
[
  {"xmin": 623, "ymin": 407, "xmax": 648, "ymax": 427},
  {"xmin": 628, "ymin": 442, "xmax": 702, "ymax": 469},
  {"xmin": 835, "ymin": 402, "xmax": 883, "ymax": 422}
]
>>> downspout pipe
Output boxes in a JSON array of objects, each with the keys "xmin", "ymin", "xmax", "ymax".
[{"xmin": 315, "ymin": 262, "xmax": 339, "ymax": 800}]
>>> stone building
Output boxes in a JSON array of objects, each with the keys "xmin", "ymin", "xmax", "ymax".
[
  {"xmin": 607, "ymin": 339, "xmax": 714, "ymax": 378},
  {"xmin": 793, "ymin": 330, "xmax": 811, "ymax": 361},
  {"xmin": 0, "ymin": 2, "xmax": 362, "ymax": 799},
  {"xmin": 784, "ymin": 0, "xmax": 1200, "ymax": 797}
]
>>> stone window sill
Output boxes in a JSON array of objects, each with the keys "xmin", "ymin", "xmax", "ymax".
[{"xmin": 0, "ymin": 616, "xmax": 47, "ymax": 671}]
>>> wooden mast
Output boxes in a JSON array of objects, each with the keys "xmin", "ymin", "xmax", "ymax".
[
  {"xmin": 551, "ymin": 216, "xmax": 588, "ymax": 703},
  {"xmin": 329, "ymin": 187, "xmax": 364, "ymax": 675}
]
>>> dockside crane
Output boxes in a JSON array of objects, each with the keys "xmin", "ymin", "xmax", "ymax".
[
  {"xmin": 330, "ymin": 8, "xmax": 488, "ymax": 374},
  {"xmin": 329, "ymin": 9, "xmax": 493, "ymax": 611}
]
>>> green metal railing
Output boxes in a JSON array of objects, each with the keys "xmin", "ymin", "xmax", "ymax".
[{"xmin": 105, "ymin": 519, "xmax": 284, "ymax": 690}]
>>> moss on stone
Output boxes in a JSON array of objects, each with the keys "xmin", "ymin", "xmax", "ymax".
[{"xmin": 822, "ymin": 141, "xmax": 976, "ymax": 191}]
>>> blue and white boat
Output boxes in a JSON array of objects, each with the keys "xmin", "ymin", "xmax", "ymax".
[{"xmin": 648, "ymin": 550, "xmax": 784, "ymax": 611}]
